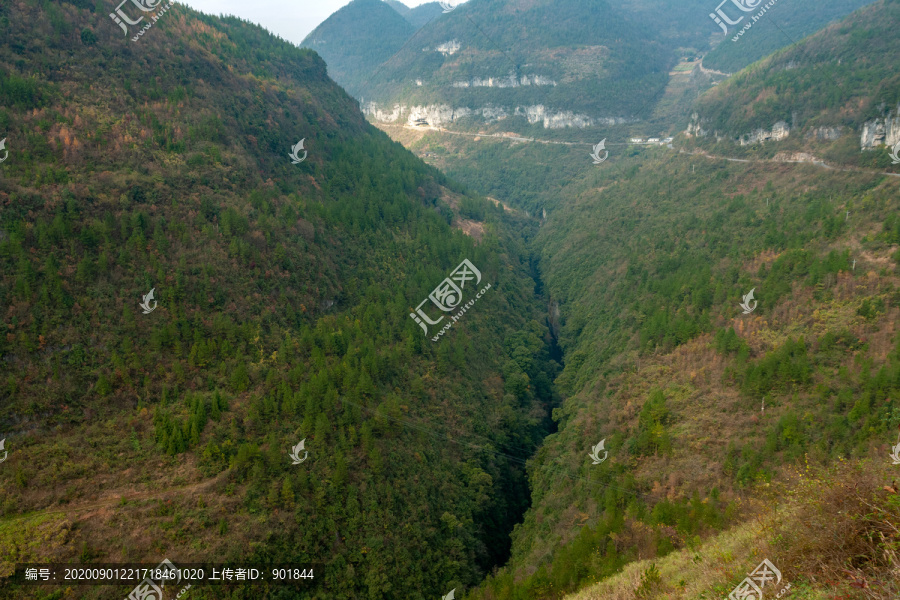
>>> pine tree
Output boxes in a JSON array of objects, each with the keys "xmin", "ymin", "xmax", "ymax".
[{"xmin": 281, "ymin": 478, "xmax": 295, "ymax": 508}]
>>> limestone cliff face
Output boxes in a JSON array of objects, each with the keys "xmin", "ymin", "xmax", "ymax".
[
  {"xmin": 451, "ymin": 73, "xmax": 558, "ymax": 89},
  {"xmin": 738, "ymin": 121, "xmax": 791, "ymax": 146},
  {"xmin": 686, "ymin": 114, "xmax": 853, "ymax": 146},
  {"xmin": 860, "ymin": 105, "xmax": 900, "ymax": 149},
  {"xmin": 685, "ymin": 113, "xmax": 710, "ymax": 138},
  {"xmin": 361, "ymin": 101, "xmax": 630, "ymax": 129},
  {"xmin": 805, "ymin": 126, "xmax": 843, "ymax": 141}
]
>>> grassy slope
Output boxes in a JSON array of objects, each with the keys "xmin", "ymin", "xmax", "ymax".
[
  {"xmin": 563, "ymin": 459, "xmax": 900, "ymax": 600},
  {"xmin": 563, "ymin": 461, "xmax": 900, "ymax": 600},
  {"xmin": 0, "ymin": 2, "xmax": 559, "ymax": 599}
]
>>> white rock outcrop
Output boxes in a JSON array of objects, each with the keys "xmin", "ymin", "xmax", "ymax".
[
  {"xmin": 860, "ymin": 106, "xmax": 900, "ymax": 149},
  {"xmin": 805, "ymin": 126, "xmax": 843, "ymax": 141},
  {"xmin": 452, "ymin": 73, "xmax": 557, "ymax": 89},
  {"xmin": 361, "ymin": 102, "xmax": 618, "ymax": 129},
  {"xmin": 739, "ymin": 121, "xmax": 790, "ymax": 145},
  {"xmin": 428, "ymin": 40, "xmax": 461, "ymax": 56}
]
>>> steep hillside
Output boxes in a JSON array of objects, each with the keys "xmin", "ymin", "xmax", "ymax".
[
  {"xmin": 300, "ymin": 0, "xmax": 416, "ymax": 97},
  {"xmin": 702, "ymin": 0, "xmax": 877, "ymax": 74},
  {"xmin": 686, "ymin": 0, "xmax": 900, "ymax": 169},
  {"xmin": 0, "ymin": 2, "xmax": 560, "ymax": 599},
  {"xmin": 466, "ymin": 146, "xmax": 900, "ymax": 599},
  {"xmin": 564, "ymin": 460, "xmax": 900, "ymax": 600},
  {"xmin": 363, "ymin": 3, "xmax": 900, "ymax": 599}
]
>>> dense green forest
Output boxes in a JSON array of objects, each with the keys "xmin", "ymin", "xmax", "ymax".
[
  {"xmin": 369, "ymin": 4, "xmax": 900, "ymax": 599},
  {"xmin": 456, "ymin": 145, "xmax": 900, "ymax": 599},
  {"xmin": 2, "ymin": 0, "xmax": 900, "ymax": 599},
  {"xmin": 0, "ymin": 1, "xmax": 561, "ymax": 598}
]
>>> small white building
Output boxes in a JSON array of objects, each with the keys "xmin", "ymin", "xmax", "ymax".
[
  {"xmin": 630, "ymin": 138, "xmax": 644, "ymax": 143},
  {"xmin": 648, "ymin": 137, "xmax": 661, "ymax": 143},
  {"xmin": 663, "ymin": 137, "xmax": 674, "ymax": 143}
]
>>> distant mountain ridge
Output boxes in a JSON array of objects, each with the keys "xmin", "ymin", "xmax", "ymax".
[
  {"xmin": 301, "ymin": 0, "xmax": 416, "ymax": 97},
  {"xmin": 686, "ymin": 0, "xmax": 900, "ymax": 169},
  {"xmin": 384, "ymin": 0, "xmax": 444, "ymax": 27},
  {"xmin": 360, "ymin": 0, "xmax": 674, "ymax": 132},
  {"xmin": 301, "ymin": 0, "xmax": 880, "ymax": 136}
]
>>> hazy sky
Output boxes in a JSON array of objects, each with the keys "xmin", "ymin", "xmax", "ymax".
[{"xmin": 178, "ymin": 0, "xmax": 434, "ymax": 45}]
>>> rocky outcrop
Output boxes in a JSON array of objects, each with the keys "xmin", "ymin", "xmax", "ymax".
[
  {"xmin": 805, "ymin": 126, "xmax": 843, "ymax": 141},
  {"xmin": 361, "ymin": 101, "xmax": 626, "ymax": 129},
  {"xmin": 427, "ymin": 40, "xmax": 460, "ymax": 56},
  {"xmin": 860, "ymin": 105, "xmax": 900, "ymax": 149},
  {"xmin": 739, "ymin": 121, "xmax": 790, "ymax": 145},
  {"xmin": 773, "ymin": 151, "xmax": 821, "ymax": 163},
  {"xmin": 407, "ymin": 104, "xmax": 473, "ymax": 126},
  {"xmin": 685, "ymin": 113, "xmax": 709, "ymax": 138},
  {"xmin": 363, "ymin": 102, "xmax": 408, "ymax": 123},
  {"xmin": 452, "ymin": 73, "xmax": 557, "ymax": 89},
  {"xmin": 686, "ymin": 113, "xmax": 794, "ymax": 145},
  {"xmin": 517, "ymin": 105, "xmax": 607, "ymax": 129}
]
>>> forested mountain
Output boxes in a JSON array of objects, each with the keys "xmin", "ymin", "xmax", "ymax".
[
  {"xmin": 687, "ymin": 0, "xmax": 900, "ymax": 168},
  {"xmin": 344, "ymin": 0, "xmax": 877, "ymax": 135},
  {"xmin": 300, "ymin": 0, "xmax": 416, "ymax": 97},
  {"xmin": 358, "ymin": 0, "xmax": 674, "ymax": 133},
  {"xmin": 0, "ymin": 2, "xmax": 561, "ymax": 599},
  {"xmin": 3, "ymin": 0, "xmax": 900, "ymax": 600},
  {"xmin": 373, "ymin": 2, "xmax": 900, "ymax": 599},
  {"xmin": 701, "ymin": 0, "xmax": 877, "ymax": 73},
  {"xmin": 385, "ymin": 0, "xmax": 445, "ymax": 28}
]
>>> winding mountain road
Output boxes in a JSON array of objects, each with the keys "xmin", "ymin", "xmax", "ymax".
[{"xmin": 376, "ymin": 122, "xmax": 900, "ymax": 179}]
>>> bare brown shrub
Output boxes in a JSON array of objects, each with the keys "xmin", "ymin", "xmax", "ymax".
[{"xmin": 777, "ymin": 460, "xmax": 900, "ymax": 599}]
